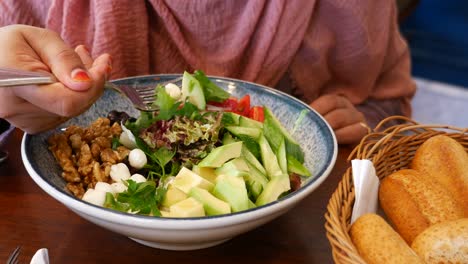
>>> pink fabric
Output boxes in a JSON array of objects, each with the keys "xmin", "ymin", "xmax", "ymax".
[{"xmin": 0, "ymin": 0, "xmax": 415, "ymax": 119}]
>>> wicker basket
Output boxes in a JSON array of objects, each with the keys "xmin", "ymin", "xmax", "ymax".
[{"xmin": 324, "ymin": 115, "xmax": 468, "ymax": 264}]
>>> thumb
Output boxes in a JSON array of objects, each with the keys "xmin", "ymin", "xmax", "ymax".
[{"xmin": 19, "ymin": 26, "xmax": 93, "ymax": 91}]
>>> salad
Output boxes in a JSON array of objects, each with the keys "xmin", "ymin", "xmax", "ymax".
[{"xmin": 48, "ymin": 70, "xmax": 311, "ymax": 218}]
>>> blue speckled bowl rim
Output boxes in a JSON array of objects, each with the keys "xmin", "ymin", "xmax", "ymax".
[{"xmin": 22, "ymin": 74, "xmax": 337, "ymax": 225}]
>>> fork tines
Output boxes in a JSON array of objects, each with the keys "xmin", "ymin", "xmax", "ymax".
[
  {"xmin": 6, "ymin": 246, "xmax": 21, "ymax": 264},
  {"xmin": 110, "ymin": 76, "xmax": 183, "ymax": 112},
  {"xmin": 118, "ymin": 85, "xmax": 147, "ymax": 110},
  {"xmin": 135, "ymin": 77, "xmax": 183, "ymax": 105},
  {"xmin": 133, "ymin": 86, "xmax": 157, "ymax": 105}
]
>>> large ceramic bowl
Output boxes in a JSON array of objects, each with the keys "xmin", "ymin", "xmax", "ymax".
[{"xmin": 22, "ymin": 74, "xmax": 337, "ymax": 250}]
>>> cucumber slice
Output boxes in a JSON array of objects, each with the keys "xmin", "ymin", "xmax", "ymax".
[
  {"xmin": 287, "ymin": 154, "xmax": 311, "ymax": 177},
  {"xmin": 237, "ymin": 135, "xmax": 260, "ymax": 160},
  {"xmin": 263, "ymin": 107, "xmax": 304, "ymax": 163},
  {"xmin": 226, "ymin": 126, "xmax": 262, "ymax": 140},
  {"xmin": 239, "ymin": 116, "xmax": 263, "ymax": 129},
  {"xmin": 242, "ymin": 145, "xmax": 266, "ymax": 175},
  {"xmin": 277, "ymin": 137, "xmax": 288, "ymax": 174},
  {"xmin": 258, "ymin": 135, "xmax": 282, "ymax": 178},
  {"xmin": 244, "ymin": 161, "xmax": 268, "ymax": 200},
  {"xmin": 222, "ymin": 132, "xmax": 238, "ymax": 145},
  {"xmin": 222, "ymin": 112, "xmax": 241, "ymax": 126},
  {"xmin": 181, "ymin": 71, "xmax": 206, "ymax": 110}
]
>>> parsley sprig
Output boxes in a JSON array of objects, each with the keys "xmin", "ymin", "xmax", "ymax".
[{"xmin": 104, "ymin": 179, "xmax": 167, "ymax": 216}]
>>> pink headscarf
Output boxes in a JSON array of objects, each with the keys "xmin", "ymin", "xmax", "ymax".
[{"xmin": 0, "ymin": 0, "xmax": 415, "ymax": 118}]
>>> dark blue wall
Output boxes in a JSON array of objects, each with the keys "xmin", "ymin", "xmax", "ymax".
[{"xmin": 400, "ymin": 0, "xmax": 468, "ymax": 88}]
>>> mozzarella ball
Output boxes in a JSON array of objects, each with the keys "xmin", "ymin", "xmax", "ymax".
[
  {"xmin": 110, "ymin": 163, "xmax": 131, "ymax": 182},
  {"xmin": 94, "ymin": 182, "xmax": 114, "ymax": 194},
  {"xmin": 82, "ymin": 189, "xmax": 106, "ymax": 206},
  {"xmin": 128, "ymin": 149, "xmax": 147, "ymax": 169},
  {"xmin": 165, "ymin": 83, "xmax": 181, "ymax": 100},
  {"xmin": 130, "ymin": 174, "xmax": 147, "ymax": 183},
  {"xmin": 111, "ymin": 182, "xmax": 128, "ymax": 193},
  {"xmin": 119, "ymin": 125, "xmax": 137, "ymax": 149}
]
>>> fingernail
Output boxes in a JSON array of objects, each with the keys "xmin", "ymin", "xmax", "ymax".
[
  {"xmin": 81, "ymin": 45, "xmax": 90, "ymax": 55},
  {"xmin": 106, "ymin": 64, "xmax": 113, "ymax": 76},
  {"xmin": 71, "ymin": 68, "xmax": 91, "ymax": 82}
]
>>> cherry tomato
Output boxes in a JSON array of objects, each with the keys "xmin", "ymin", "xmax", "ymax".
[
  {"xmin": 249, "ymin": 106, "xmax": 264, "ymax": 122},
  {"xmin": 237, "ymin": 95, "xmax": 251, "ymax": 116},
  {"xmin": 224, "ymin": 97, "xmax": 239, "ymax": 112},
  {"xmin": 208, "ymin": 97, "xmax": 238, "ymax": 110}
]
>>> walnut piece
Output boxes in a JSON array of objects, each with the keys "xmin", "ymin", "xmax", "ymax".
[{"xmin": 48, "ymin": 117, "xmax": 130, "ymax": 197}]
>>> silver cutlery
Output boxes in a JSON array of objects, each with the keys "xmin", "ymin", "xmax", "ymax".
[
  {"xmin": 0, "ymin": 67, "xmax": 182, "ymax": 112},
  {"xmin": 6, "ymin": 245, "xmax": 21, "ymax": 264},
  {"xmin": 0, "ymin": 150, "xmax": 8, "ymax": 164},
  {"xmin": 30, "ymin": 248, "xmax": 49, "ymax": 264}
]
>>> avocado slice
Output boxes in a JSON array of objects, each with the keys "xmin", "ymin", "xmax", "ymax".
[
  {"xmin": 248, "ymin": 199, "xmax": 257, "ymax": 209},
  {"xmin": 172, "ymin": 167, "xmax": 214, "ymax": 193},
  {"xmin": 255, "ymin": 174, "xmax": 291, "ymax": 206},
  {"xmin": 212, "ymin": 174, "xmax": 249, "ymax": 212},
  {"xmin": 192, "ymin": 165, "xmax": 218, "ymax": 183},
  {"xmin": 215, "ymin": 158, "xmax": 250, "ymax": 176},
  {"xmin": 198, "ymin": 141, "xmax": 243, "ymax": 168},
  {"xmin": 160, "ymin": 210, "xmax": 171, "ymax": 217},
  {"xmin": 213, "ymin": 157, "xmax": 267, "ymax": 200},
  {"xmin": 162, "ymin": 184, "xmax": 188, "ymax": 208},
  {"xmin": 214, "ymin": 157, "xmax": 266, "ymax": 200},
  {"xmin": 189, "ymin": 187, "xmax": 231, "ymax": 216},
  {"xmin": 169, "ymin": 197, "xmax": 206, "ymax": 218},
  {"xmin": 181, "ymin": 71, "xmax": 206, "ymax": 110}
]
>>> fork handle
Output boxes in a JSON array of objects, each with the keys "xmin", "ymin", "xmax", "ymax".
[
  {"xmin": 0, "ymin": 67, "xmax": 55, "ymax": 87},
  {"xmin": 0, "ymin": 76, "xmax": 55, "ymax": 87}
]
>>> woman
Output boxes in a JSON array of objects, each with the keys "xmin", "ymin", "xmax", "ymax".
[{"xmin": 0, "ymin": 0, "xmax": 415, "ymax": 144}]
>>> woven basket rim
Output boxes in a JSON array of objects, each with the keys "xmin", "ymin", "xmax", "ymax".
[{"xmin": 324, "ymin": 115, "xmax": 468, "ymax": 264}]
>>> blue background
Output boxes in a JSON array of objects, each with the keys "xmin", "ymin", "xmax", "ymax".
[{"xmin": 400, "ymin": 0, "xmax": 468, "ymax": 88}]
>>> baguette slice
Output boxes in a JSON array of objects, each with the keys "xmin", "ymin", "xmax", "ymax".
[
  {"xmin": 410, "ymin": 135, "xmax": 468, "ymax": 215},
  {"xmin": 350, "ymin": 214, "xmax": 424, "ymax": 264},
  {"xmin": 411, "ymin": 218, "xmax": 468, "ymax": 264},
  {"xmin": 379, "ymin": 169, "xmax": 464, "ymax": 244}
]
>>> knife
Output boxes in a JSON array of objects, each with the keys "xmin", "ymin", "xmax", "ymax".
[{"xmin": 30, "ymin": 248, "xmax": 49, "ymax": 264}]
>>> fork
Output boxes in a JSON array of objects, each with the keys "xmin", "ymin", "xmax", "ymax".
[
  {"xmin": 6, "ymin": 246, "xmax": 21, "ymax": 264},
  {"xmin": 106, "ymin": 76, "xmax": 182, "ymax": 111},
  {"xmin": 0, "ymin": 67, "xmax": 182, "ymax": 112}
]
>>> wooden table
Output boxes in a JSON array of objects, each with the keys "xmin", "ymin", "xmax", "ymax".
[{"xmin": 0, "ymin": 129, "xmax": 352, "ymax": 264}]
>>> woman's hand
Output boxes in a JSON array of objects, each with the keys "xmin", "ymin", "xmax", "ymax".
[
  {"xmin": 309, "ymin": 94, "xmax": 369, "ymax": 145},
  {"xmin": 0, "ymin": 25, "xmax": 111, "ymax": 134}
]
